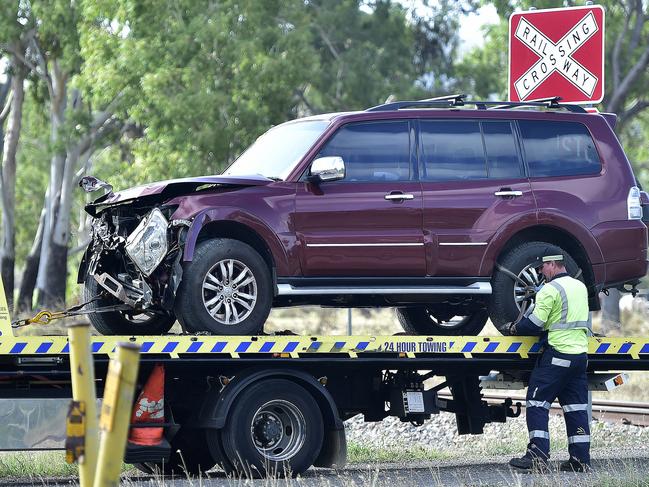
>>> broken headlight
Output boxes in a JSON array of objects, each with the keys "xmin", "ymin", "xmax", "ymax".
[{"xmin": 125, "ymin": 208, "xmax": 169, "ymax": 276}]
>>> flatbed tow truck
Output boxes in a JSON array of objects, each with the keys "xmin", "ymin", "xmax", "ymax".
[{"xmin": 0, "ymin": 295, "xmax": 648, "ymax": 477}]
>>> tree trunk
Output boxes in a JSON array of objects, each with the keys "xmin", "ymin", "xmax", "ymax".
[
  {"xmin": 0, "ymin": 256, "xmax": 15, "ymax": 313},
  {"xmin": 17, "ymin": 207, "xmax": 45, "ymax": 313},
  {"xmin": 0, "ymin": 54, "xmax": 25, "ymax": 311},
  {"xmin": 36, "ymin": 64, "xmax": 67, "ymax": 307},
  {"xmin": 41, "ymin": 239, "xmax": 68, "ymax": 309}
]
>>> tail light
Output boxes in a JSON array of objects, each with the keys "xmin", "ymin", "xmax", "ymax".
[{"xmin": 628, "ymin": 186, "xmax": 642, "ymax": 220}]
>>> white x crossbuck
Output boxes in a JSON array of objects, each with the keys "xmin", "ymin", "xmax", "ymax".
[{"xmin": 514, "ymin": 12, "xmax": 599, "ymax": 100}]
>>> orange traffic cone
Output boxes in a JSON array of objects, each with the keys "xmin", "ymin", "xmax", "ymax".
[{"xmin": 129, "ymin": 363, "xmax": 165, "ymax": 445}]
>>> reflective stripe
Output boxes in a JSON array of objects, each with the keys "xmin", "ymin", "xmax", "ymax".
[
  {"xmin": 529, "ymin": 313, "xmax": 545, "ymax": 328},
  {"xmin": 529, "ymin": 430, "xmax": 550, "ymax": 440},
  {"xmin": 563, "ymin": 404, "xmax": 588, "ymax": 413},
  {"xmin": 568, "ymin": 435, "xmax": 591, "ymax": 444},
  {"xmin": 547, "ymin": 281, "xmax": 569, "ymax": 322},
  {"xmin": 550, "ymin": 320, "xmax": 592, "ymax": 331},
  {"xmin": 527, "ymin": 400, "xmax": 551, "ymax": 409},
  {"xmin": 542, "ymin": 254, "xmax": 564, "ymax": 262},
  {"xmin": 551, "ymin": 357, "xmax": 571, "ymax": 367}
]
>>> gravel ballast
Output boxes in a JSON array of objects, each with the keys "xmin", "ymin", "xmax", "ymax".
[{"xmin": 344, "ymin": 410, "xmax": 649, "ymax": 459}]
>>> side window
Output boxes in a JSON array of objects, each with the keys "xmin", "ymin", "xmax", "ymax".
[
  {"xmin": 316, "ymin": 121, "xmax": 410, "ymax": 181},
  {"xmin": 519, "ymin": 120, "xmax": 601, "ymax": 177},
  {"xmin": 482, "ymin": 122, "xmax": 523, "ymax": 179},
  {"xmin": 420, "ymin": 121, "xmax": 487, "ymax": 181}
]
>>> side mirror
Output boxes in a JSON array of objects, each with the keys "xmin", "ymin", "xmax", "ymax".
[{"xmin": 308, "ymin": 156, "xmax": 345, "ymax": 183}]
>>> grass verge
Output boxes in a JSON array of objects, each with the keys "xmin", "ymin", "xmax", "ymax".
[{"xmin": 347, "ymin": 442, "xmax": 452, "ymax": 463}]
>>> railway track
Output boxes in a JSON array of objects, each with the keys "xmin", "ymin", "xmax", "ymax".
[{"xmin": 438, "ymin": 392, "xmax": 649, "ymax": 427}]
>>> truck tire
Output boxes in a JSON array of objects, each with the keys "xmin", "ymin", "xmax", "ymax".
[
  {"xmin": 83, "ymin": 276, "xmax": 175, "ymax": 335},
  {"xmin": 213, "ymin": 379, "xmax": 324, "ymax": 477},
  {"xmin": 174, "ymin": 239, "xmax": 272, "ymax": 335},
  {"xmin": 395, "ymin": 308, "xmax": 488, "ymax": 335},
  {"xmin": 489, "ymin": 241, "xmax": 580, "ymax": 334},
  {"xmin": 132, "ymin": 428, "xmax": 216, "ymax": 477}
]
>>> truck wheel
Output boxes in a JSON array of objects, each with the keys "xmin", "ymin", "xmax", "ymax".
[
  {"xmin": 489, "ymin": 241, "xmax": 580, "ymax": 334},
  {"xmin": 83, "ymin": 276, "xmax": 175, "ymax": 335},
  {"xmin": 213, "ymin": 379, "xmax": 324, "ymax": 478},
  {"xmin": 395, "ymin": 308, "xmax": 488, "ymax": 335},
  {"xmin": 133, "ymin": 428, "xmax": 216, "ymax": 477},
  {"xmin": 174, "ymin": 239, "xmax": 272, "ymax": 335}
]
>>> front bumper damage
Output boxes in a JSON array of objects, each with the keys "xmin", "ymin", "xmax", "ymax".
[{"xmin": 80, "ymin": 205, "xmax": 189, "ymax": 311}]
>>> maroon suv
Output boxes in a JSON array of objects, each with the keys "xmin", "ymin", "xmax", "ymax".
[{"xmin": 79, "ymin": 96, "xmax": 648, "ymax": 336}]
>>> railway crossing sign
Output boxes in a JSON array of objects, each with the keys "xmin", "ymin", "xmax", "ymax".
[{"xmin": 509, "ymin": 5, "xmax": 605, "ymax": 104}]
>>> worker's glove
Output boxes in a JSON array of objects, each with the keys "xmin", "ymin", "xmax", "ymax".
[{"xmin": 506, "ymin": 322, "xmax": 517, "ymax": 335}]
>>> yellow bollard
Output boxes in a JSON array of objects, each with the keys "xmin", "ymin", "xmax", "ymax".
[
  {"xmin": 67, "ymin": 323, "xmax": 100, "ymax": 487},
  {"xmin": 94, "ymin": 343, "xmax": 141, "ymax": 487}
]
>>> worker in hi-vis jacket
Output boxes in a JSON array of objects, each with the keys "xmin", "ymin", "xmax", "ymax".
[{"xmin": 508, "ymin": 249, "xmax": 592, "ymax": 473}]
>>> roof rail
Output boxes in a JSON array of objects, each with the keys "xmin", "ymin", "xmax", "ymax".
[
  {"xmin": 366, "ymin": 95, "xmax": 586, "ymax": 113},
  {"xmin": 366, "ymin": 94, "xmax": 467, "ymax": 112}
]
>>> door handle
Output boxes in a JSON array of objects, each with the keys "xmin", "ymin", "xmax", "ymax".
[
  {"xmin": 494, "ymin": 190, "xmax": 523, "ymax": 197},
  {"xmin": 384, "ymin": 192, "xmax": 414, "ymax": 201}
]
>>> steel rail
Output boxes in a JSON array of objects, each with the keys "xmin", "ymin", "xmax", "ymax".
[{"xmin": 438, "ymin": 392, "xmax": 649, "ymax": 427}]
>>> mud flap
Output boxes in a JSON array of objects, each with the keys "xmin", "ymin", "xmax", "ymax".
[{"xmin": 313, "ymin": 428, "xmax": 347, "ymax": 469}]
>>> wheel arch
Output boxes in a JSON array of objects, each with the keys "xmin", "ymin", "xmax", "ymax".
[
  {"xmin": 183, "ymin": 209, "xmax": 292, "ymax": 276},
  {"xmin": 197, "ymin": 369, "xmax": 344, "ymax": 432},
  {"xmin": 195, "ymin": 221, "xmax": 274, "ymax": 273},
  {"xmin": 488, "ymin": 225, "xmax": 600, "ymax": 308}
]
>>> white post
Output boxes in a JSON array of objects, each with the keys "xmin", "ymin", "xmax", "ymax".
[{"xmin": 347, "ymin": 308, "xmax": 352, "ymax": 335}]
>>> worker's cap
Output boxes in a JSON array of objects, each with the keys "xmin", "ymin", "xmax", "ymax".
[{"xmin": 533, "ymin": 249, "xmax": 565, "ymax": 266}]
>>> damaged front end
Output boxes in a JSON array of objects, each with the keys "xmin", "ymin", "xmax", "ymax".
[{"xmin": 79, "ymin": 203, "xmax": 189, "ymax": 313}]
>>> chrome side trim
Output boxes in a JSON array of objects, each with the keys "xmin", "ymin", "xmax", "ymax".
[
  {"xmin": 306, "ymin": 243, "xmax": 424, "ymax": 247},
  {"xmin": 439, "ymin": 242, "xmax": 488, "ymax": 246},
  {"xmin": 277, "ymin": 282, "xmax": 492, "ymax": 296}
]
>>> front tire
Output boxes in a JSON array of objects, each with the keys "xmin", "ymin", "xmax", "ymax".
[
  {"xmin": 489, "ymin": 241, "xmax": 580, "ymax": 333},
  {"xmin": 83, "ymin": 276, "xmax": 175, "ymax": 335},
  {"xmin": 395, "ymin": 307, "xmax": 488, "ymax": 335},
  {"xmin": 174, "ymin": 239, "xmax": 272, "ymax": 335},
  {"xmin": 212, "ymin": 379, "xmax": 324, "ymax": 478}
]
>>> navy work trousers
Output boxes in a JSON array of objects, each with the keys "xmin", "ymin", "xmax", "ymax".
[{"xmin": 526, "ymin": 347, "xmax": 590, "ymax": 464}]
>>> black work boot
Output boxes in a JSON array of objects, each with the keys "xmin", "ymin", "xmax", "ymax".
[
  {"xmin": 559, "ymin": 458, "xmax": 593, "ymax": 473},
  {"xmin": 509, "ymin": 452, "xmax": 549, "ymax": 473}
]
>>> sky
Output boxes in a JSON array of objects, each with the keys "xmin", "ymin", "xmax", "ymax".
[{"xmin": 458, "ymin": 4, "xmax": 501, "ymax": 53}]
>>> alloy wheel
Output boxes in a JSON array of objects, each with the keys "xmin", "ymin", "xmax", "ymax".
[{"xmin": 202, "ymin": 259, "xmax": 258, "ymax": 325}]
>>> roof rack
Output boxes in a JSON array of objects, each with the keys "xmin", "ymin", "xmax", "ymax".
[
  {"xmin": 366, "ymin": 94, "xmax": 467, "ymax": 112},
  {"xmin": 366, "ymin": 95, "xmax": 586, "ymax": 113}
]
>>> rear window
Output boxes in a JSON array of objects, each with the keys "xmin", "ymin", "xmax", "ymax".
[
  {"xmin": 420, "ymin": 121, "xmax": 487, "ymax": 180},
  {"xmin": 519, "ymin": 120, "xmax": 601, "ymax": 177},
  {"xmin": 419, "ymin": 120, "xmax": 523, "ymax": 181}
]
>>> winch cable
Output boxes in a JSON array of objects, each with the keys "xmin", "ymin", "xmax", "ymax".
[{"xmin": 11, "ymin": 297, "xmax": 133, "ymax": 328}]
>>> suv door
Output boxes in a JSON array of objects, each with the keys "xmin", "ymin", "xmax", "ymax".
[
  {"xmin": 418, "ymin": 119, "xmax": 536, "ymax": 276},
  {"xmin": 294, "ymin": 119, "xmax": 425, "ymax": 276}
]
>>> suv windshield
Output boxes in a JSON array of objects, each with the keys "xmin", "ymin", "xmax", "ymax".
[{"xmin": 224, "ymin": 120, "xmax": 329, "ymax": 180}]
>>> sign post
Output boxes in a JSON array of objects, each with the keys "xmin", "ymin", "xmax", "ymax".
[{"xmin": 509, "ymin": 5, "xmax": 605, "ymax": 104}]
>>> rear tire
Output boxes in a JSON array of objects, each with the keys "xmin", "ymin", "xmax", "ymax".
[
  {"xmin": 83, "ymin": 276, "xmax": 175, "ymax": 335},
  {"xmin": 395, "ymin": 307, "xmax": 488, "ymax": 335},
  {"xmin": 212, "ymin": 379, "xmax": 324, "ymax": 478},
  {"xmin": 489, "ymin": 241, "xmax": 580, "ymax": 334}
]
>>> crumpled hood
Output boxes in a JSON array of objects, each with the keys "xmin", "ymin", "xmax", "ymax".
[{"xmin": 85, "ymin": 174, "xmax": 272, "ymax": 216}]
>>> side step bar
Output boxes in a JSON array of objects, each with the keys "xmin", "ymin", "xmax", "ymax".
[{"xmin": 277, "ymin": 282, "xmax": 492, "ymax": 296}]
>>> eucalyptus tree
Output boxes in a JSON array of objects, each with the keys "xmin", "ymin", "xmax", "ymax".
[{"xmin": 460, "ymin": 0, "xmax": 649, "ymax": 329}]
